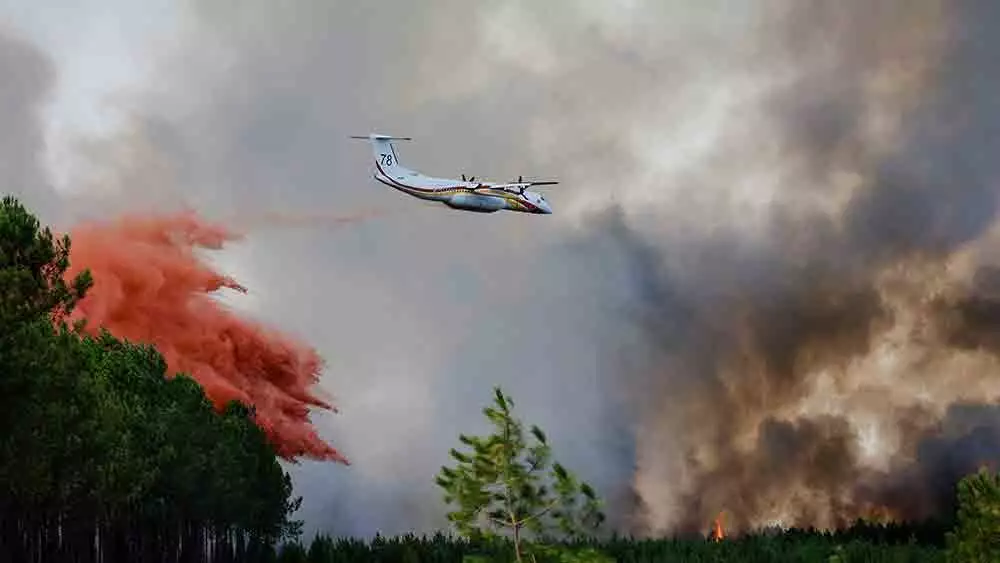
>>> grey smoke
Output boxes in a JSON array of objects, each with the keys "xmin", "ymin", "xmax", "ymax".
[{"xmin": 0, "ymin": 24, "xmax": 61, "ymax": 222}]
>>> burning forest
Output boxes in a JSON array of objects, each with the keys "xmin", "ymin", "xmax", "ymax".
[{"xmin": 609, "ymin": 0, "xmax": 1000, "ymax": 538}]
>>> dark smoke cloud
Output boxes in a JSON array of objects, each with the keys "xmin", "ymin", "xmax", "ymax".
[
  {"xmin": 614, "ymin": 0, "xmax": 1000, "ymax": 535},
  {"xmin": 861, "ymin": 402, "xmax": 1000, "ymax": 522}
]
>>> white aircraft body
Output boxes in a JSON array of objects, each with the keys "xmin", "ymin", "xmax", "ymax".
[{"xmin": 351, "ymin": 134, "xmax": 555, "ymax": 214}]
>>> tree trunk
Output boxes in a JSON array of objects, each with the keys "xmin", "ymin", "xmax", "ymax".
[{"xmin": 513, "ymin": 524, "xmax": 523, "ymax": 563}]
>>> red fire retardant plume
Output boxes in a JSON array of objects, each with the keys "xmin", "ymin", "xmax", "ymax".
[{"xmin": 63, "ymin": 211, "xmax": 348, "ymax": 464}]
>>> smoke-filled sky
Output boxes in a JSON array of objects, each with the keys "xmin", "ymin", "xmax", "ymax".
[{"xmin": 3, "ymin": 0, "xmax": 1000, "ymax": 539}]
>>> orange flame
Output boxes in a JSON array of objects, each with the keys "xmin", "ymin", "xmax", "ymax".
[
  {"xmin": 863, "ymin": 504, "xmax": 894, "ymax": 523},
  {"xmin": 711, "ymin": 512, "xmax": 724, "ymax": 541}
]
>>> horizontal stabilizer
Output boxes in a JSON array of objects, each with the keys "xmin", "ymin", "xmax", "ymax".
[{"xmin": 349, "ymin": 134, "xmax": 412, "ymax": 141}]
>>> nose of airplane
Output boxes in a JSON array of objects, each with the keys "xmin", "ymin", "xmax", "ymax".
[{"xmin": 538, "ymin": 199, "xmax": 553, "ymax": 214}]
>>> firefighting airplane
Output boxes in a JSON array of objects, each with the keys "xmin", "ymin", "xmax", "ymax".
[{"xmin": 350, "ymin": 133, "xmax": 556, "ymax": 214}]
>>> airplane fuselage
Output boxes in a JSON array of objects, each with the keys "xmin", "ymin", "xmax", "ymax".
[{"xmin": 374, "ymin": 162, "xmax": 552, "ymax": 214}]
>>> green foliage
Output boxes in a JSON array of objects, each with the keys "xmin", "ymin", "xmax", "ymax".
[
  {"xmin": 528, "ymin": 544, "xmax": 615, "ymax": 563},
  {"xmin": 308, "ymin": 535, "xmax": 337, "ymax": 562},
  {"xmin": 252, "ymin": 529, "xmax": 947, "ymax": 563},
  {"xmin": 436, "ymin": 386, "xmax": 605, "ymax": 562},
  {"xmin": 0, "ymin": 196, "xmax": 301, "ymax": 561},
  {"xmin": 946, "ymin": 468, "xmax": 1000, "ymax": 563},
  {"xmin": 278, "ymin": 541, "xmax": 309, "ymax": 563},
  {"xmin": 0, "ymin": 195, "xmax": 91, "ymax": 332}
]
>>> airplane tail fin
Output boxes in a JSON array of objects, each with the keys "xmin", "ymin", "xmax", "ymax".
[{"xmin": 349, "ymin": 134, "xmax": 411, "ymax": 175}]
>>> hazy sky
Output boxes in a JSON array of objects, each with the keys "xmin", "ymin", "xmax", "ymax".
[{"xmin": 3, "ymin": 0, "xmax": 998, "ymax": 540}]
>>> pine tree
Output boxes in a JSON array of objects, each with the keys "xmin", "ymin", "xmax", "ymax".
[
  {"xmin": 946, "ymin": 467, "xmax": 1000, "ymax": 563},
  {"xmin": 435, "ymin": 386, "xmax": 606, "ymax": 563}
]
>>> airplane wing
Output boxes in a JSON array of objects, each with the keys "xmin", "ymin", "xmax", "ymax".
[{"xmin": 489, "ymin": 180, "xmax": 560, "ymax": 193}]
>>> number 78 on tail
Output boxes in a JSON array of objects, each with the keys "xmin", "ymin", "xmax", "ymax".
[{"xmin": 350, "ymin": 134, "xmax": 556, "ymax": 214}]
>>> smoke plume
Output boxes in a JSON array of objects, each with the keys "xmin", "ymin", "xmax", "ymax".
[
  {"xmin": 63, "ymin": 211, "xmax": 348, "ymax": 464},
  {"xmin": 616, "ymin": 0, "xmax": 1000, "ymax": 535}
]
